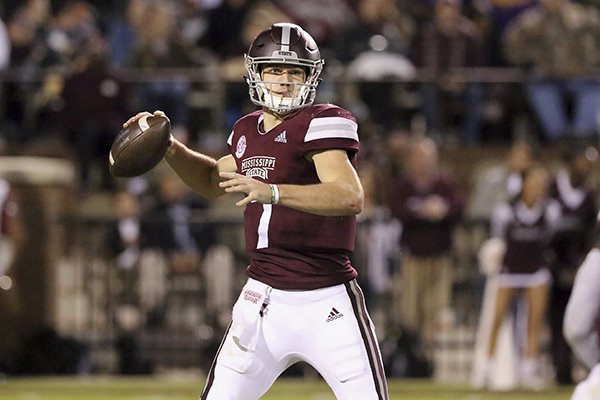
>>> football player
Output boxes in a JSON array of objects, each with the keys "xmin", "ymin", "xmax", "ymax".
[
  {"xmin": 124, "ymin": 23, "xmax": 388, "ymax": 399},
  {"xmin": 564, "ymin": 237, "xmax": 600, "ymax": 400}
]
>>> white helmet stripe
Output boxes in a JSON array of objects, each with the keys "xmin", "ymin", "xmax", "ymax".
[{"xmin": 281, "ymin": 24, "xmax": 291, "ymax": 51}]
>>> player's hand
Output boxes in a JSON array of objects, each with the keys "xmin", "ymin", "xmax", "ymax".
[
  {"xmin": 218, "ymin": 171, "xmax": 272, "ymax": 207},
  {"xmin": 123, "ymin": 110, "xmax": 167, "ymax": 128}
]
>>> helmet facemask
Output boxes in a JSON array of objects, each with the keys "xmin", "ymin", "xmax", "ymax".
[{"xmin": 245, "ymin": 54, "xmax": 323, "ymax": 115}]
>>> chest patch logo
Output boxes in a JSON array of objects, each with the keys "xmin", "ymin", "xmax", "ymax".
[
  {"xmin": 235, "ymin": 135, "xmax": 247, "ymax": 158},
  {"xmin": 241, "ymin": 156, "xmax": 276, "ymax": 180}
]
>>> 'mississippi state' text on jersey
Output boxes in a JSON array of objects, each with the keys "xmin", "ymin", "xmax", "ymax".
[{"xmin": 227, "ymin": 104, "xmax": 359, "ymax": 290}]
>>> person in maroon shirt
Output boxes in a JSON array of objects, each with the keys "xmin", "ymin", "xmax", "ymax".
[
  {"xmin": 124, "ymin": 23, "xmax": 388, "ymax": 400},
  {"xmin": 387, "ymin": 136, "xmax": 465, "ymax": 367}
]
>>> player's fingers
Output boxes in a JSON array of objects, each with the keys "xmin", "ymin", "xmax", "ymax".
[
  {"xmin": 125, "ymin": 112, "xmax": 149, "ymax": 126},
  {"xmin": 219, "ymin": 178, "xmax": 238, "ymax": 189},
  {"xmin": 236, "ymin": 196, "xmax": 252, "ymax": 207},
  {"xmin": 123, "ymin": 111, "xmax": 151, "ymax": 128},
  {"xmin": 153, "ymin": 110, "xmax": 167, "ymax": 118},
  {"xmin": 219, "ymin": 171, "xmax": 238, "ymax": 180},
  {"xmin": 237, "ymin": 188, "xmax": 263, "ymax": 206},
  {"xmin": 224, "ymin": 185, "xmax": 241, "ymax": 193}
]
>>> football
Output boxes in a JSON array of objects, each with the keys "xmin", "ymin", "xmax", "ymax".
[{"xmin": 109, "ymin": 114, "xmax": 171, "ymax": 177}]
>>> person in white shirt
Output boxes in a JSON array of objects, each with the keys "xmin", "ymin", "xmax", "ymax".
[{"xmin": 564, "ymin": 236, "xmax": 600, "ymax": 400}]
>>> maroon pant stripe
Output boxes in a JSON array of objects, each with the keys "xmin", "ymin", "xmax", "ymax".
[{"xmin": 345, "ymin": 280, "xmax": 389, "ymax": 400}]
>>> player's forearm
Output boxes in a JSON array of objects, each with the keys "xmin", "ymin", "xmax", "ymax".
[
  {"xmin": 164, "ymin": 139, "xmax": 224, "ymax": 199},
  {"xmin": 277, "ymin": 181, "xmax": 363, "ymax": 216}
]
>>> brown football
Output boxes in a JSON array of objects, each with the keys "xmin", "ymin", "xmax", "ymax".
[{"xmin": 109, "ymin": 114, "xmax": 171, "ymax": 177}]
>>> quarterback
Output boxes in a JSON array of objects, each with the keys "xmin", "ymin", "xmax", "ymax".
[{"xmin": 124, "ymin": 23, "xmax": 388, "ymax": 399}]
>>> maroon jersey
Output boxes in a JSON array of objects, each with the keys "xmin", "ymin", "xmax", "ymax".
[
  {"xmin": 227, "ymin": 104, "xmax": 360, "ymax": 290},
  {"xmin": 388, "ymin": 172, "xmax": 464, "ymax": 257}
]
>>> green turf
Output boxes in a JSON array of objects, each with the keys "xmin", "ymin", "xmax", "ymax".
[{"xmin": 0, "ymin": 377, "xmax": 575, "ymax": 399}]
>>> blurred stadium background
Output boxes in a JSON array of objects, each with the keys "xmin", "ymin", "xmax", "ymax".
[{"xmin": 1, "ymin": 0, "xmax": 599, "ymax": 398}]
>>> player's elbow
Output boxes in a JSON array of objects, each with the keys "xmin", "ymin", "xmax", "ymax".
[{"xmin": 344, "ymin": 189, "xmax": 364, "ymax": 215}]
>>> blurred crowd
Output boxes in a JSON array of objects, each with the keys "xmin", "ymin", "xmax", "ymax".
[
  {"xmin": 1, "ymin": 0, "xmax": 600, "ymax": 194},
  {"xmin": 1, "ymin": 0, "xmax": 600, "ymax": 389}
]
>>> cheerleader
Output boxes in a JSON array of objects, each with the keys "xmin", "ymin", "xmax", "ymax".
[{"xmin": 481, "ymin": 163, "xmax": 561, "ymax": 389}]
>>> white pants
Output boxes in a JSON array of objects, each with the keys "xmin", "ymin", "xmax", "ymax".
[
  {"xmin": 572, "ymin": 364, "xmax": 600, "ymax": 400},
  {"xmin": 200, "ymin": 278, "xmax": 388, "ymax": 400},
  {"xmin": 564, "ymin": 248, "xmax": 600, "ymax": 369}
]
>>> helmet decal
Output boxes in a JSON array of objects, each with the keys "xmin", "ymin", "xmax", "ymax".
[{"xmin": 280, "ymin": 24, "xmax": 291, "ymax": 52}]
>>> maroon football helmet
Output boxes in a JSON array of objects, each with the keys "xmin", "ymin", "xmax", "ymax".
[{"xmin": 245, "ymin": 23, "xmax": 324, "ymax": 114}]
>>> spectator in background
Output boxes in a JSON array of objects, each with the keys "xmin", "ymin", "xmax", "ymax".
[
  {"xmin": 142, "ymin": 174, "xmax": 214, "ymax": 273},
  {"xmin": 32, "ymin": 1, "xmax": 102, "ymax": 71},
  {"xmin": 332, "ymin": 0, "xmax": 415, "ymax": 69},
  {"xmin": 502, "ymin": 0, "xmax": 600, "ymax": 141},
  {"xmin": 4, "ymin": 0, "xmax": 52, "ymax": 144},
  {"xmin": 106, "ymin": 0, "xmax": 147, "ymax": 69},
  {"xmin": 130, "ymin": 0, "xmax": 199, "ymax": 144},
  {"xmin": 106, "ymin": 190, "xmax": 143, "ymax": 304},
  {"xmin": 58, "ymin": 37, "xmax": 131, "ymax": 194},
  {"xmin": 173, "ymin": 0, "xmax": 210, "ymax": 48},
  {"xmin": 273, "ymin": 0, "xmax": 355, "ymax": 49},
  {"xmin": 6, "ymin": 0, "xmax": 51, "ymax": 68},
  {"xmin": 199, "ymin": 0, "xmax": 292, "ymax": 131},
  {"xmin": 203, "ymin": 0, "xmax": 289, "ymax": 82},
  {"xmin": 139, "ymin": 173, "xmax": 216, "ymax": 331},
  {"xmin": 199, "ymin": 0, "xmax": 265, "ymax": 128},
  {"xmin": 468, "ymin": 139, "xmax": 536, "ymax": 221},
  {"xmin": 106, "ymin": 190, "xmax": 154, "ymax": 375},
  {"xmin": 475, "ymin": 0, "xmax": 536, "ymax": 66},
  {"xmin": 411, "ymin": 0, "xmax": 487, "ymax": 145},
  {"xmin": 9, "ymin": 1, "xmax": 103, "ymax": 146},
  {"xmin": 480, "ymin": 164, "xmax": 561, "ymax": 390},
  {"xmin": 200, "ymin": 0, "xmax": 252, "ymax": 64},
  {"xmin": 388, "ymin": 136, "xmax": 465, "ymax": 367},
  {"xmin": 355, "ymin": 161, "xmax": 401, "ymax": 330},
  {"xmin": 548, "ymin": 144, "xmax": 598, "ymax": 385},
  {"xmin": 333, "ymin": 0, "xmax": 416, "ymax": 131}
]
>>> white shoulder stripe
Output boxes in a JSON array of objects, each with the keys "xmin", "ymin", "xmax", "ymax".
[
  {"xmin": 226, "ymin": 131, "xmax": 234, "ymax": 146},
  {"xmin": 305, "ymin": 117, "xmax": 359, "ymax": 142}
]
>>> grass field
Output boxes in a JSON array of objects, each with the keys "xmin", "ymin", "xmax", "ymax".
[{"xmin": 0, "ymin": 376, "xmax": 575, "ymax": 399}]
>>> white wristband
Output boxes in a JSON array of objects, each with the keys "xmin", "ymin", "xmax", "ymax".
[{"xmin": 270, "ymin": 184, "xmax": 280, "ymax": 205}]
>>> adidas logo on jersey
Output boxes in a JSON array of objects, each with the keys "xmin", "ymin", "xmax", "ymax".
[
  {"xmin": 274, "ymin": 131, "xmax": 287, "ymax": 143},
  {"xmin": 326, "ymin": 307, "xmax": 343, "ymax": 323}
]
